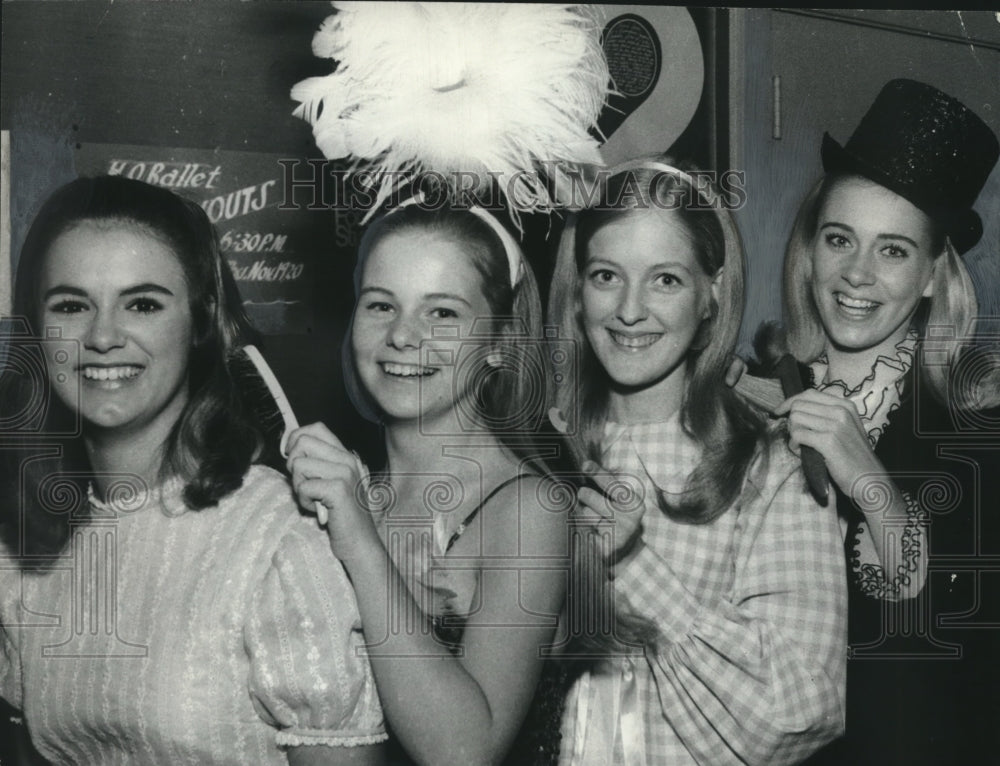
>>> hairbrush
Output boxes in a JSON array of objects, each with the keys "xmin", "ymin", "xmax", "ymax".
[{"xmin": 232, "ymin": 344, "xmax": 332, "ymax": 525}]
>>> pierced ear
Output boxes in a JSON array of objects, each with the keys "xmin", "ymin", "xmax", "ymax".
[{"xmin": 487, "ymin": 323, "xmax": 513, "ymax": 368}]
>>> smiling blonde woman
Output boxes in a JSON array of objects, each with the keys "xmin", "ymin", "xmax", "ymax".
[
  {"xmin": 548, "ymin": 160, "xmax": 847, "ymax": 766},
  {"xmin": 772, "ymin": 79, "xmax": 1000, "ymax": 765},
  {"xmin": 286, "ymin": 203, "xmax": 570, "ymax": 766}
]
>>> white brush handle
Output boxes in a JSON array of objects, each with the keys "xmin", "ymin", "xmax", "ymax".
[{"xmin": 241, "ymin": 345, "xmax": 329, "ymax": 525}]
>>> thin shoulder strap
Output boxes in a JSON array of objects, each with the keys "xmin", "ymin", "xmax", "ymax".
[{"xmin": 444, "ymin": 473, "xmax": 536, "ymax": 552}]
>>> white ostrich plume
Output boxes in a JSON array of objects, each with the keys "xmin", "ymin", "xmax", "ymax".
[{"xmin": 291, "ymin": 2, "xmax": 610, "ymax": 223}]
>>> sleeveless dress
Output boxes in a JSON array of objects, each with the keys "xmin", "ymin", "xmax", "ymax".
[{"xmin": 373, "ymin": 473, "xmax": 570, "ymax": 766}]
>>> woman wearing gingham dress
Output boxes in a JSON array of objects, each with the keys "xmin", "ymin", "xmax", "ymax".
[{"xmin": 547, "ymin": 160, "xmax": 847, "ymax": 765}]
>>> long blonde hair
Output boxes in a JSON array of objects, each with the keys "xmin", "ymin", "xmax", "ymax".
[{"xmin": 549, "ymin": 160, "xmax": 769, "ymax": 525}]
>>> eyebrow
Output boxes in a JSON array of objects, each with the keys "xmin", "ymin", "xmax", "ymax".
[
  {"xmin": 43, "ymin": 283, "xmax": 175, "ymax": 301},
  {"xmin": 820, "ymin": 222, "xmax": 921, "ymax": 249},
  {"xmin": 587, "ymin": 257, "xmax": 694, "ymax": 275},
  {"xmin": 651, "ymin": 262, "xmax": 694, "ymax": 275},
  {"xmin": 424, "ymin": 292, "xmax": 473, "ymax": 307},
  {"xmin": 359, "ymin": 287, "xmax": 473, "ymax": 307},
  {"xmin": 359, "ymin": 286, "xmax": 394, "ymax": 300}
]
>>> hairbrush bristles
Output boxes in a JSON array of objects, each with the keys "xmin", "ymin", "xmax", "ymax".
[{"xmin": 239, "ymin": 345, "xmax": 300, "ymax": 457}]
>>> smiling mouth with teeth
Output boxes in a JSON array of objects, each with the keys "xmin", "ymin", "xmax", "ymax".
[
  {"xmin": 380, "ymin": 362, "xmax": 439, "ymax": 378},
  {"xmin": 608, "ymin": 330, "xmax": 662, "ymax": 349},
  {"xmin": 835, "ymin": 293, "xmax": 880, "ymax": 312},
  {"xmin": 80, "ymin": 365, "xmax": 143, "ymax": 382}
]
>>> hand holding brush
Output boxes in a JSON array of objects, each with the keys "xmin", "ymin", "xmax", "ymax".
[
  {"xmin": 236, "ymin": 345, "xmax": 365, "ymax": 527},
  {"xmin": 747, "ymin": 324, "xmax": 830, "ymax": 506}
]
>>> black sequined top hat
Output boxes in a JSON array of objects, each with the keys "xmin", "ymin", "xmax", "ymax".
[{"xmin": 821, "ymin": 78, "xmax": 999, "ymax": 254}]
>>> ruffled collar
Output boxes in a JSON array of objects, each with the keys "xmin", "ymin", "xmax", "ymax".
[
  {"xmin": 809, "ymin": 328, "xmax": 917, "ymax": 445},
  {"xmin": 87, "ymin": 475, "xmax": 186, "ymax": 518},
  {"xmin": 603, "ymin": 411, "xmax": 701, "ymax": 496}
]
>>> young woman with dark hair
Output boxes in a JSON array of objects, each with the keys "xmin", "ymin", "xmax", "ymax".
[{"xmin": 0, "ymin": 175, "xmax": 386, "ymax": 765}]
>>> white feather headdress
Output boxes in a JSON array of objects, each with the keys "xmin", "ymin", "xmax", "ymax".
[{"xmin": 291, "ymin": 2, "xmax": 610, "ymax": 224}]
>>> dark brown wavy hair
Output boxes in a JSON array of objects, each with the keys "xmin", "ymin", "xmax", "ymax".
[{"xmin": 1, "ymin": 175, "xmax": 262, "ymax": 559}]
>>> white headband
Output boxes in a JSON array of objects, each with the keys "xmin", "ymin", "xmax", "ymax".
[
  {"xmin": 603, "ymin": 159, "xmax": 744, "ymax": 258},
  {"xmin": 385, "ymin": 194, "xmax": 524, "ymax": 288}
]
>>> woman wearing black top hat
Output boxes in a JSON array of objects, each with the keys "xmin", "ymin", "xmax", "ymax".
[{"xmin": 764, "ymin": 79, "xmax": 1000, "ymax": 764}]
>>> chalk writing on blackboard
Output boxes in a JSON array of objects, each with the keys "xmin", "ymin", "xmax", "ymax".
[{"xmin": 75, "ymin": 143, "xmax": 360, "ymax": 334}]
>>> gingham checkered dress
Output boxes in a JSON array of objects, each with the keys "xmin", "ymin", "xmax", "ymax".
[{"xmin": 560, "ymin": 415, "xmax": 847, "ymax": 765}]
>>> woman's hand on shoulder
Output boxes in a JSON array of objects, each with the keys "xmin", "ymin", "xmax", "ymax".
[
  {"xmin": 285, "ymin": 423, "xmax": 381, "ymax": 565},
  {"xmin": 774, "ymin": 389, "xmax": 884, "ymax": 497}
]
